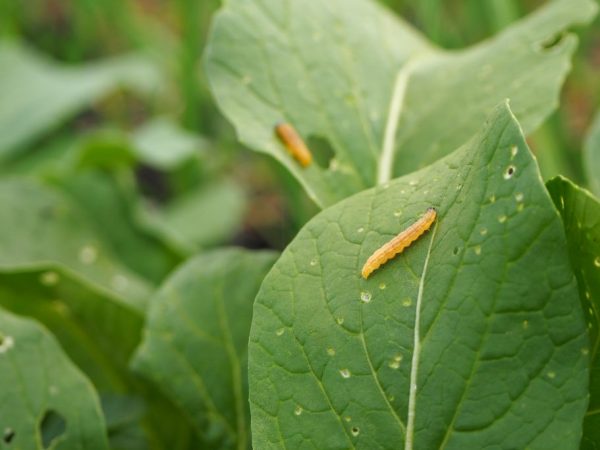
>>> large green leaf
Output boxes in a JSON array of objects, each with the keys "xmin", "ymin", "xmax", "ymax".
[
  {"xmin": 0, "ymin": 40, "xmax": 160, "ymax": 162},
  {"xmin": 205, "ymin": 0, "xmax": 597, "ymax": 207},
  {"xmin": 0, "ymin": 269, "xmax": 142, "ymax": 392},
  {"xmin": 546, "ymin": 176, "xmax": 600, "ymax": 450},
  {"xmin": 131, "ymin": 118, "xmax": 208, "ymax": 171},
  {"xmin": 0, "ymin": 309, "xmax": 108, "ymax": 450},
  {"xmin": 583, "ymin": 111, "xmax": 600, "ymax": 198},
  {"xmin": 55, "ymin": 170, "xmax": 184, "ymax": 282},
  {"xmin": 249, "ymin": 103, "xmax": 588, "ymax": 449},
  {"xmin": 132, "ymin": 248, "xmax": 278, "ymax": 449},
  {"xmin": 144, "ymin": 179, "xmax": 246, "ymax": 251},
  {"xmin": 0, "ymin": 177, "xmax": 151, "ymax": 310}
]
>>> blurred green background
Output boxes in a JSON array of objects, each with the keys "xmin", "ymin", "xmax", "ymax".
[{"xmin": 1, "ymin": 0, "xmax": 598, "ymax": 253}]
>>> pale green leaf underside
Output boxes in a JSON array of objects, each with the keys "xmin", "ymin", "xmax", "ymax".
[
  {"xmin": 0, "ymin": 40, "xmax": 160, "ymax": 161},
  {"xmin": 0, "ymin": 309, "xmax": 108, "ymax": 450},
  {"xmin": 0, "ymin": 178, "xmax": 151, "ymax": 311},
  {"xmin": 546, "ymin": 176, "xmax": 600, "ymax": 450},
  {"xmin": 249, "ymin": 103, "xmax": 588, "ymax": 449},
  {"xmin": 583, "ymin": 111, "xmax": 600, "ymax": 198},
  {"xmin": 132, "ymin": 249, "xmax": 277, "ymax": 449},
  {"xmin": 205, "ymin": 0, "xmax": 597, "ymax": 208}
]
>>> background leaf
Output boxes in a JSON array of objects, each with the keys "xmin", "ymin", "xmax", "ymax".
[
  {"xmin": 132, "ymin": 248, "xmax": 278, "ymax": 449},
  {"xmin": 144, "ymin": 179, "xmax": 246, "ymax": 251},
  {"xmin": 249, "ymin": 103, "xmax": 588, "ymax": 449},
  {"xmin": 546, "ymin": 176, "xmax": 600, "ymax": 450},
  {"xmin": 0, "ymin": 40, "xmax": 161, "ymax": 162},
  {"xmin": 0, "ymin": 309, "xmax": 109, "ymax": 450},
  {"xmin": 583, "ymin": 111, "xmax": 600, "ymax": 198},
  {"xmin": 0, "ymin": 177, "xmax": 151, "ymax": 310},
  {"xmin": 205, "ymin": 0, "xmax": 597, "ymax": 207}
]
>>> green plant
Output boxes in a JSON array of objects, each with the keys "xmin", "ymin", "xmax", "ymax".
[{"xmin": 0, "ymin": 0, "xmax": 599, "ymax": 449}]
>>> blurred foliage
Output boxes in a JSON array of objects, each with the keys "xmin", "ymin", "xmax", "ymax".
[{"xmin": 0, "ymin": 1, "xmax": 598, "ymax": 448}]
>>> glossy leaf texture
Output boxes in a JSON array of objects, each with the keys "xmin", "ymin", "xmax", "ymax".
[
  {"xmin": 0, "ymin": 309, "xmax": 108, "ymax": 450},
  {"xmin": 0, "ymin": 40, "xmax": 161, "ymax": 162},
  {"xmin": 0, "ymin": 178, "xmax": 151, "ymax": 310},
  {"xmin": 132, "ymin": 248, "xmax": 278, "ymax": 449},
  {"xmin": 248, "ymin": 103, "xmax": 588, "ymax": 449},
  {"xmin": 583, "ymin": 111, "xmax": 600, "ymax": 198},
  {"xmin": 205, "ymin": 0, "xmax": 597, "ymax": 208},
  {"xmin": 546, "ymin": 176, "xmax": 600, "ymax": 450}
]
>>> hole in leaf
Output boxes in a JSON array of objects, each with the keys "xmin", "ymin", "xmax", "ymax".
[
  {"xmin": 306, "ymin": 136, "xmax": 334, "ymax": 169},
  {"xmin": 3, "ymin": 427, "xmax": 15, "ymax": 444},
  {"xmin": 538, "ymin": 32, "xmax": 566, "ymax": 51},
  {"xmin": 40, "ymin": 410, "xmax": 66, "ymax": 449},
  {"xmin": 453, "ymin": 246, "xmax": 460, "ymax": 256}
]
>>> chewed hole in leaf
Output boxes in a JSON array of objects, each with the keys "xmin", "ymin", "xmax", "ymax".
[
  {"xmin": 351, "ymin": 426, "xmax": 360, "ymax": 437},
  {"xmin": 306, "ymin": 135, "xmax": 335, "ymax": 169},
  {"xmin": 536, "ymin": 32, "xmax": 567, "ymax": 51},
  {"xmin": 40, "ymin": 409, "xmax": 66, "ymax": 450},
  {"xmin": 3, "ymin": 428, "xmax": 15, "ymax": 444},
  {"xmin": 504, "ymin": 165, "xmax": 516, "ymax": 179}
]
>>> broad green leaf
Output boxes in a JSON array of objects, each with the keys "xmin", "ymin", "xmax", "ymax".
[
  {"xmin": 0, "ymin": 269, "xmax": 142, "ymax": 392},
  {"xmin": 249, "ymin": 103, "xmax": 588, "ymax": 449},
  {"xmin": 583, "ymin": 111, "xmax": 600, "ymax": 197},
  {"xmin": 205, "ymin": 0, "xmax": 597, "ymax": 207},
  {"xmin": 0, "ymin": 309, "xmax": 108, "ymax": 450},
  {"xmin": 0, "ymin": 178, "xmax": 151, "ymax": 310},
  {"xmin": 0, "ymin": 270, "xmax": 197, "ymax": 450},
  {"xmin": 0, "ymin": 178, "xmax": 150, "ymax": 309},
  {"xmin": 56, "ymin": 170, "xmax": 184, "ymax": 282},
  {"xmin": 0, "ymin": 40, "xmax": 160, "ymax": 161},
  {"xmin": 145, "ymin": 179, "xmax": 246, "ymax": 250},
  {"xmin": 132, "ymin": 248, "xmax": 278, "ymax": 449},
  {"xmin": 132, "ymin": 118, "xmax": 208, "ymax": 170},
  {"xmin": 545, "ymin": 176, "xmax": 600, "ymax": 450}
]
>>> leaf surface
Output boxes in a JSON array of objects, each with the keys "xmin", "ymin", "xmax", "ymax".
[
  {"xmin": 584, "ymin": 111, "xmax": 600, "ymax": 198},
  {"xmin": 205, "ymin": 0, "xmax": 597, "ymax": 207},
  {"xmin": 249, "ymin": 103, "xmax": 588, "ymax": 449},
  {"xmin": 132, "ymin": 248, "xmax": 277, "ymax": 449},
  {"xmin": 546, "ymin": 176, "xmax": 600, "ymax": 450},
  {"xmin": 0, "ymin": 309, "xmax": 108, "ymax": 450},
  {"xmin": 0, "ymin": 40, "xmax": 160, "ymax": 161},
  {"xmin": 0, "ymin": 177, "xmax": 151, "ymax": 310}
]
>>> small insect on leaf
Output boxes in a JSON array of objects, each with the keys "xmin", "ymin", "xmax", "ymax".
[
  {"xmin": 361, "ymin": 207, "xmax": 437, "ymax": 279},
  {"xmin": 275, "ymin": 123, "xmax": 313, "ymax": 167}
]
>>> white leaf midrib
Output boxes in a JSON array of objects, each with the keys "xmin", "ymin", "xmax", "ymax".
[{"xmin": 405, "ymin": 223, "xmax": 438, "ymax": 450}]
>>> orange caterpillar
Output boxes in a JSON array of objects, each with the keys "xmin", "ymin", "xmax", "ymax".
[
  {"xmin": 361, "ymin": 208, "xmax": 437, "ymax": 279},
  {"xmin": 275, "ymin": 123, "xmax": 312, "ymax": 167}
]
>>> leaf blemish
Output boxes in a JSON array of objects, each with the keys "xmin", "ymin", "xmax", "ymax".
[
  {"xmin": 40, "ymin": 271, "xmax": 60, "ymax": 286},
  {"xmin": 78, "ymin": 244, "xmax": 98, "ymax": 265},
  {"xmin": 388, "ymin": 354, "xmax": 403, "ymax": 369},
  {"xmin": 360, "ymin": 291, "xmax": 372, "ymax": 303},
  {"xmin": 339, "ymin": 369, "xmax": 351, "ymax": 379},
  {"xmin": 3, "ymin": 428, "xmax": 15, "ymax": 444},
  {"xmin": 504, "ymin": 165, "xmax": 516, "ymax": 179},
  {"xmin": 351, "ymin": 426, "xmax": 360, "ymax": 437},
  {"xmin": 294, "ymin": 406, "xmax": 303, "ymax": 416},
  {"xmin": 0, "ymin": 335, "xmax": 14, "ymax": 353}
]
